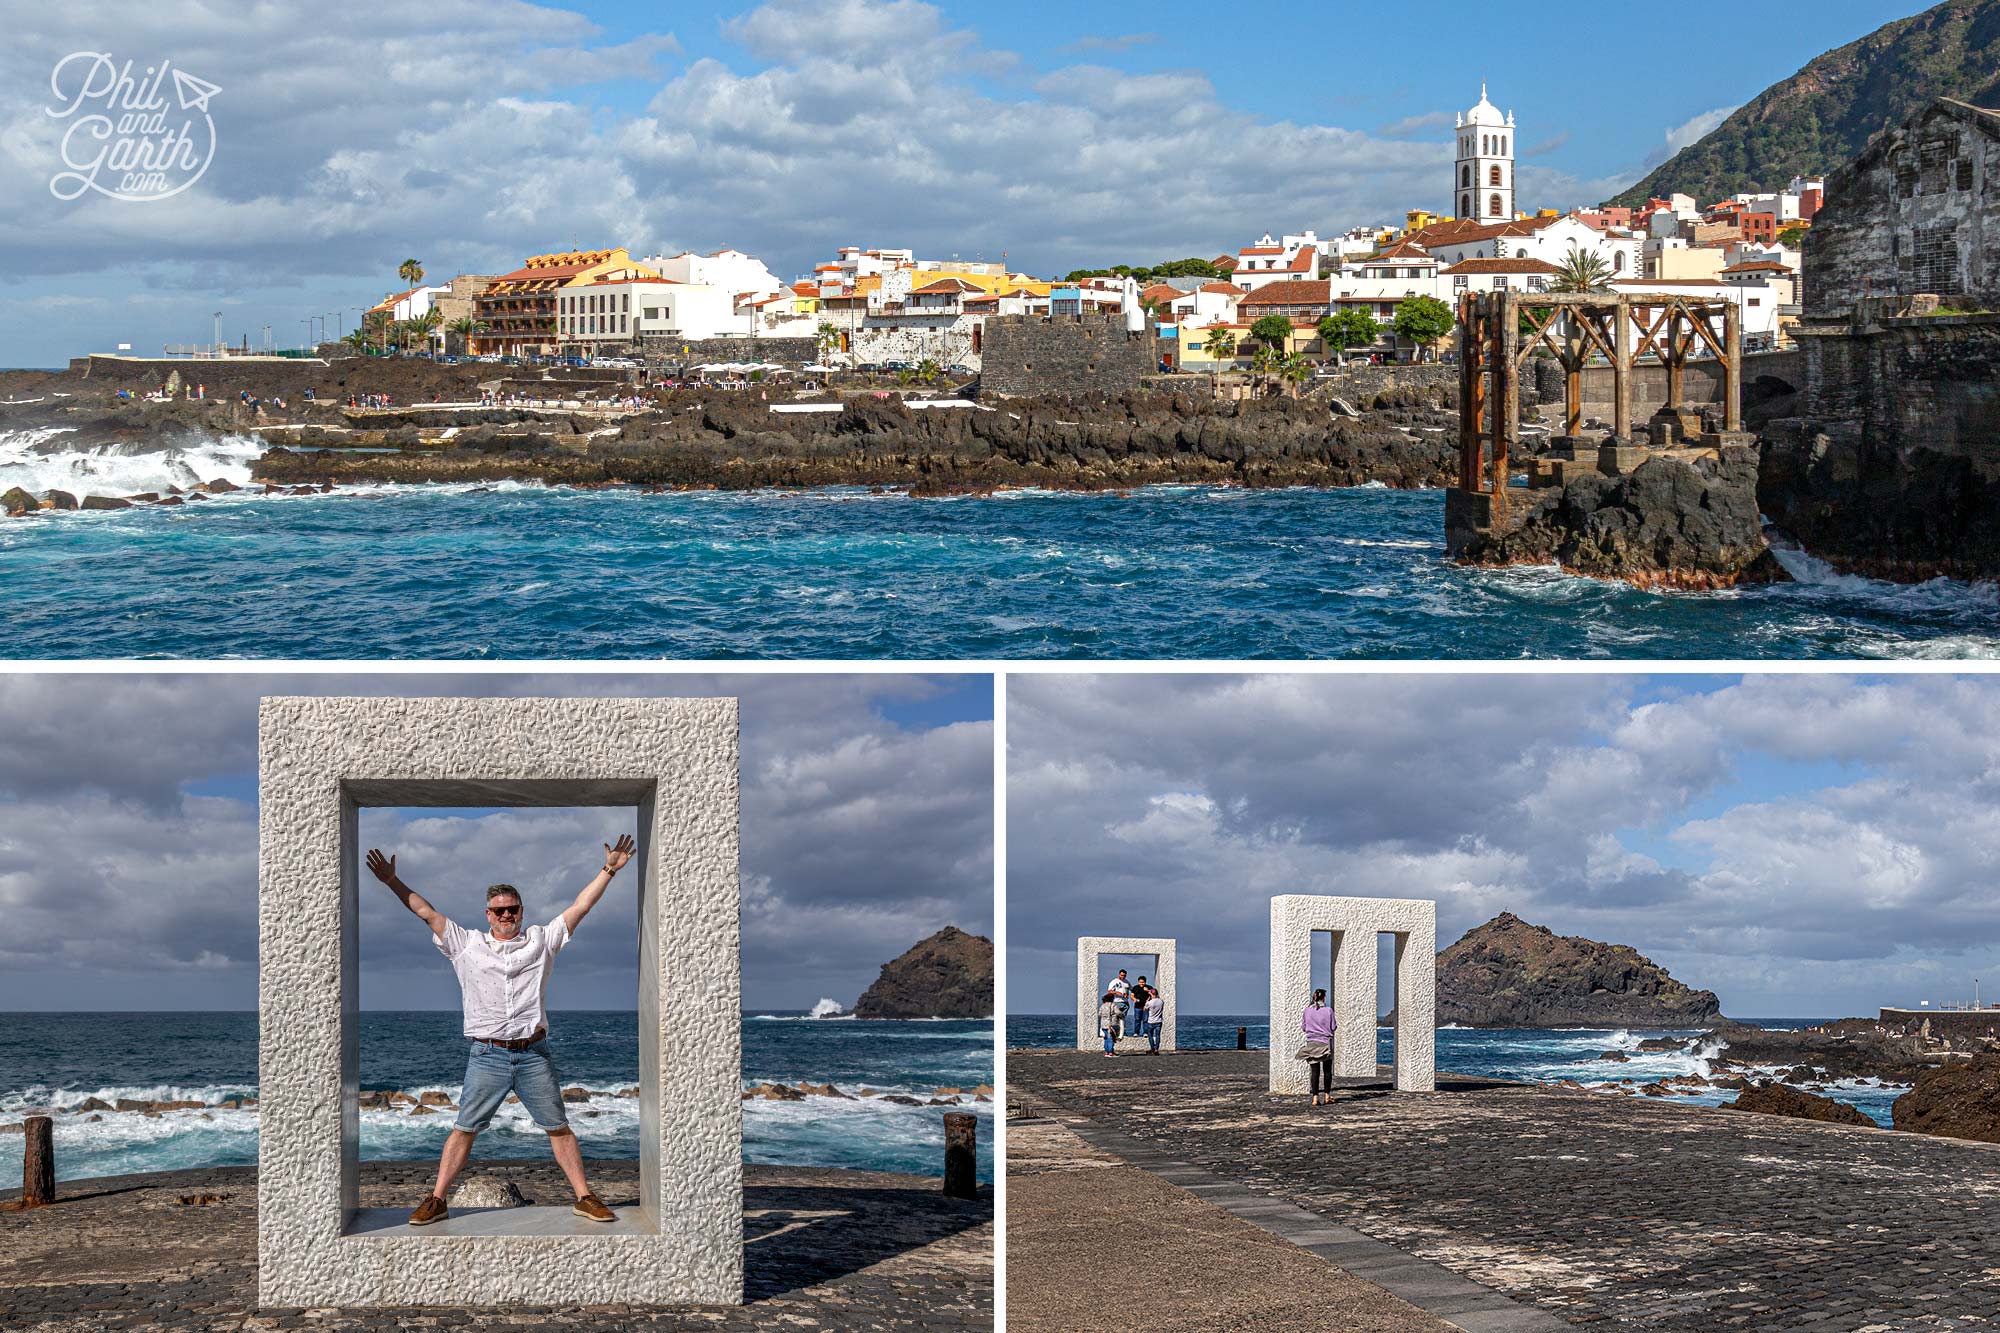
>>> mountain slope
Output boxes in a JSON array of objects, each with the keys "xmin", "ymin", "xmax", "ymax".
[
  {"xmin": 852, "ymin": 926, "xmax": 993, "ymax": 1019},
  {"xmin": 1436, "ymin": 912, "xmax": 1722, "ymax": 1028},
  {"xmin": 1610, "ymin": 0, "xmax": 2000, "ymax": 207}
]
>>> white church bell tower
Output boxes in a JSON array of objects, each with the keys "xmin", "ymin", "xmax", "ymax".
[{"xmin": 1454, "ymin": 82, "xmax": 1516, "ymax": 221}]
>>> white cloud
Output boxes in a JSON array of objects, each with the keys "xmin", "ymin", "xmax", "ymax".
[
  {"xmin": 1009, "ymin": 675, "xmax": 2000, "ymax": 1017},
  {"xmin": 1664, "ymin": 104, "xmax": 1740, "ymax": 156}
]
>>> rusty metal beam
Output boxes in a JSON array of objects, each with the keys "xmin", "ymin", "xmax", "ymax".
[{"xmin": 1612, "ymin": 295, "xmax": 1633, "ymax": 440}]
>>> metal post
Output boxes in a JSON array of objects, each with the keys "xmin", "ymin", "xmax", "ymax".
[
  {"xmin": 1237, "ymin": 1026, "xmax": 1248, "ymax": 1051},
  {"xmin": 1665, "ymin": 306, "xmax": 1684, "ymax": 413},
  {"xmin": 1456, "ymin": 294, "xmax": 1478, "ymax": 491},
  {"xmin": 941, "ymin": 1111, "xmax": 977, "ymax": 1199},
  {"xmin": 22, "ymin": 1115, "xmax": 53, "ymax": 1207},
  {"xmin": 1722, "ymin": 299, "xmax": 1743, "ymax": 432},
  {"xmin": 1612, "ymin": 296, "xmax": 1634, "ymax": 441}
]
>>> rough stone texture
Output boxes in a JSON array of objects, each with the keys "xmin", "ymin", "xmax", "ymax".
[
  {"xmin": 638, "ymin": 335, "xmax": 818, "ymax": 369},
  {"xmin": 1726, "ymin": 1081, "xmax": 1876, "ymax": 1126},
  {"xmin": 1764, "ymin": 314, "xmax": 2000, "ymax": 580},
  {"xmin": 1451, "ymin": 447, "xmax": 1787, "ymax": 589},
  {"xmin": 1011, "ymin": 1047, "xmax": 2000, "ymax": 1330},
  {"xmin": 1074, "ymin": 936, "xmax": 1177, "ymax": 1052},
  {"xmin": 1436, "ymin": 912, "xmax": 1723, "ymax": 1029},
  {"xmin": 978, "ymin": 314, "xmax": 1156, "ymax": 398},
  {"xmin": 1892, "ymin": 1051, "xmax": 2000, "ymax": 1143},
  {"xmin": 851, "ymin": 926, "xmax": 993, "ymax": 1018},
  {"xmin": 1700, "ymin": 1017, "xmax": 1946, "ymax": 1081},
  {"xmin": 256, "ymin": 696, "xmax": 742, "ymax": 1307},
  {"xmin": 1805, "ymin": 99, "xmax": 2000, "ymax": 320},
  {"xmin": 1572, "ymin": 350, "xmax": 1802, "ymax": 420},
  {"xmin": 0, "ymin": 1160, "xmax": 992, "ymax": 1331},
  {"xmin": 1268, "ymin": 896, "xmax": 1434, "ymax": 1094}
]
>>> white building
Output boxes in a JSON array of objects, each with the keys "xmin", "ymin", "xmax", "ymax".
[
  {"xmin": 1454, "ymin": 83, "xmax": 1516, "ymax": 221},
  {"xmin": 1230, "ymin": 232, "xmax": 1320, "ymax": 288},
  {"xmin": 1422, "ymin": 214, "xmax": 1641, "ymax": 281},
  {"xmin": 641, "ymin": 248, "xmax": 788, "ymax": 301},
  {"xmin": 558, "ymin": 275, "xmax": 737, "ymax": 348}
]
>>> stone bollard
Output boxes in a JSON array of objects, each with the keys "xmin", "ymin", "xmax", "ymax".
[
  {"xmin": 942, "ymin": 1112, "xmax": 977, "ymax": 1200},
  {"xmin": 23, "ymin": 1115, "xmax": 53, "ymax": 1207},
  {"xmin": 1238, "ymin": 1026, "xmax": 1248, "ymax": 1051}
]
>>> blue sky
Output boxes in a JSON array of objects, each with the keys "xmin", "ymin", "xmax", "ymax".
[
  {"xmin": 1009, "ymin": 673, "xmax": 2000, "ymax": 1019},
  {"xmin": 0, "ymin": 672, "xmax": 994, "ymax": 1011},
  {"xmin": 0, "ymin": 0, "xmax": 1926, "ymax": 366}
]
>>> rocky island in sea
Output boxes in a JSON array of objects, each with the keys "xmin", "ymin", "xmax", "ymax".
[
  {"xmin": 853, "ymin": 926, "xmax": 994, "ymax": 1019},
  {"xmin": 1436, "ymin": 911, "xmax": 1723, "ymax": 1029}
]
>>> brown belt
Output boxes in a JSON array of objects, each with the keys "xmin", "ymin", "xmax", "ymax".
[{"xmin": 472, "ymin": 1027, "xmax": 546, "ymax": 1051}]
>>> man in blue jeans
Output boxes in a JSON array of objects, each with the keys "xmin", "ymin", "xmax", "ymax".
[{"xmin": 366, "ymin": 834, "xmax": 636, "ymax": 1226}]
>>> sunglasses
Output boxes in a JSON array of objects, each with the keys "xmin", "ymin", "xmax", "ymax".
[{"xmin": 487, "ymin": 903, "xmax": 522, "ymax": 917}]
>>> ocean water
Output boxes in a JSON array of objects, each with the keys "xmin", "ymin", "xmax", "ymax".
[
  {"xmin": 0, "ymin": 1011, "xmax": 993, "ymax": 1185},
  {"xmin": 1008, "ymin": 1013, "xmax": 1904, "ymax": 1127},
  {"xmin": 3, "ymin": 431, "xmax": 1996, "ymax": 658}
]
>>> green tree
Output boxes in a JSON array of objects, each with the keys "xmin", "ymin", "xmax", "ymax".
[
  {"xmin": 1278, "ymin": 352, "xmax": 1313, "ymax": 396},
  {"xmin": 1315, "ymin": 308, "xmax": 1380, "ymax": 363},
  {"xmin": 1550, "ymin": 248, "xmax": 1614, "ymax": 294},
  {"xmin": 1248, "ymin": 314, "xmax": 1294, "ymax": 349},
  {"xmin": 815, "ymin": 321, "xmax": 841, "ymax": 357},
  {"xmin": 1777, "ymin": 224, "xmax": 1808, "ymax": 249},
  {"xmin": 362, "ymin": 310, "xmax": 389, "ymax": 350},
  {"xmin": 397, "ymin": 258, "xmax": 425, "ymax": 287},
  {"xmin": 340, "ymin": 330, "xmax": 370, "ymax": 352},
  {"xmin": 1392, "ymin": 296, "xmax": 1455, "ymax": 362},
  {"xmin": 1202, "ymin": 326, "xmax": 1238, "ymax": 363},
  {"xmin": 916, "ymin": 357, "xmax": 941, "ymax": 384}
]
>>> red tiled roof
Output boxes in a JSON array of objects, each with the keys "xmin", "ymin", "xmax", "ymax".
[
  {"xmin": 1196, "ymin": 282, "xmax": 1244, "ymax": 296},
  {"xmin": 1362, "ymin": 242, "xmax": 1433, "ymax": 263},
  {"xmin": 912, "ymin": 277, "xmax": 982, "ymax": 294},
  {"xmin": 1238, "ymin": 245, "xmax": 1284, "ymax": 256},
  {"xmin": 1721, "ymin": 260, "xmax": 1793, "ymax": 274},
  {"xmin": 1138, "ymin": 283, "xmax": 1183, "ymax": 304},
  {"xmin": 1412, "ymin": 215, "xmax": 1561, "ymax": 247},
  {"xmin": 1238, "ymin": 280, "xmax": 1334, "ymax": 306},
  {"xmin": 1442, "ymin": 258, "xmax": 1561, "ymax": 275}
]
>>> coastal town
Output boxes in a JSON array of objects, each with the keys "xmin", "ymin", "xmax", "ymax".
[{"xmin": 345, "ymin": 85, "xmax": 1817, "ymax": 383}]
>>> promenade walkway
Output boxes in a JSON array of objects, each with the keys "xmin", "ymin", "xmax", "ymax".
[
  {"xmin": 0, "ymin": 1160, "xmax": 991, "ymax": 1331},
  {"xmin": 1009, "ymin": 1048, "xmax": 2000, "ymax": 1330}
]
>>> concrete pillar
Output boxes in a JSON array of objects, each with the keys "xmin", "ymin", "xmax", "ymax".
[
  {"xmin": 1723, "ymin": 300, "xmax": 1743, "ymax": 432},
  {"xmin": 1267, "ymin": 895, "xmax": 1436, "ymax": 1095}
]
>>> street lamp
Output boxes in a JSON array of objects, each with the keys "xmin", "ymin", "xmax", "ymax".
[{"xmin": 213, "ymin": 311, "xmax": 222, "ymax": 358}]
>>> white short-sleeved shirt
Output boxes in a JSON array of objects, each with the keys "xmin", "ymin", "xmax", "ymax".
[
  {"xmin": 435, "ymin": 915, "xmax": 571, "ymax": 1039},
  {"xmin": 1108, "ymin": 977, "xmax": 1130, "ymax": 999}
]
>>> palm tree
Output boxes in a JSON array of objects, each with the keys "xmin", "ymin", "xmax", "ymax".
[
  {"xmin": 398, "ymin": 258, "xmax": 425, "ymax": 288},
  {"xmin": 340, "ymin": 330, "xmax": 370, "ymax": 352},
  {"xmin": 815, "ymin": 321, "xmax": 841, "ymax": 359},
  {"xmin": 1550, "ymin": 248, "xmax": 1614, "ymax": 294},
  {"xmin": 362, "ymin": 310, "xmax": 389, "ymax": 353},
  {"xmin": 1278, "ymin": 352, "xmax": 1313, "ymax": 397},
  {"xmin": 447, "ymin": 316, "xmax": 481, "ymax": 356},
  {"xmin": 1202, "ymin": 326, "xmax": 1237, "ymax": 365},
  {"xmin": 418, "ymin": 306, "xmax": 444, "ymax": 351},
  {"xmin": 916, "ymin": 358, "xmax": 941, "ymax": 384}
]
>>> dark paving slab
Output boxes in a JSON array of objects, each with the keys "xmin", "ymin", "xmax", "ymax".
[
  {"xmin": 1010, "ymin": 1048, "xmax": 2000, "ymax": 1330},
  {"xmin": 0, "ymin": 1160, "xmax": 992, "ymax": 1331}
]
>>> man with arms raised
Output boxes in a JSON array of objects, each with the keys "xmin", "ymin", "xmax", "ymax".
[{"xmin": 365, "ymin": 834, "xmax": 636, "ymax": 1226}]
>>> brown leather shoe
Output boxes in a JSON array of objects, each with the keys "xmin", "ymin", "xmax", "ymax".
[
  {"xmin": 408, "ymin": 1194, "xmax": 448, "ymax": 1226},
  {"xmin": 572, "ymin": 1192, "xmax": 614, "ymax": 1222}
]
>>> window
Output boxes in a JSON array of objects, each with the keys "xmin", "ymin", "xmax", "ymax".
[
  {"xmin": 1528, "ymin": 277, "xmax": 1546, "ymax": 292},
  {"xmin": 1489, "ymin": 164, "xmax": 1502, "ymax": 187},
  {"xmin": 1489, "ymin": 194, "xmax": 1503, "ymax": 217},
  {"xmin": 1461, "ymin": 166, "xmax": 1471, "ymax": 188},
  {"xmin": 1461, "ymin": 193, "xmax": 1472, "ymax": 217},
  {"xmin": 1612, "ymin": 252, "xmax": 1624, "ymax": 272}
]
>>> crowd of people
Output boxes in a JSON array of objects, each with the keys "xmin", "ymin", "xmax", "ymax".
[{"xmin": 1094, "ymin": 968, "xmax": 1166, "ymax": 1056}]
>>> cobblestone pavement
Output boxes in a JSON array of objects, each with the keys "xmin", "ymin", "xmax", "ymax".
[
  {"xmin": 1010, "ymin": 1049, "xmax": 2000, "ymax": 1331},
  {"xmin": 0, "ymin": 1161, "xmax": 992, "ymax": 1332}
]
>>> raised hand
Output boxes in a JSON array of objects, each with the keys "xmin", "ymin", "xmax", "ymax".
[
  {"xmin": 365, "ymin": 849, "xmax": 398, "ymax": 886},
  {"xmin": 604, "ymin": 834, "xmax": 636, "ymax": 873}
]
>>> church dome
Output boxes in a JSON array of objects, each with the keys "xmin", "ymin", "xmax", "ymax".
[{"xmin": 1457, "ymin": 82, "xmax": 1513, "ymax": 129}]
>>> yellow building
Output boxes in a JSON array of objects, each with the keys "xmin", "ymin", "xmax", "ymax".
[{"xmin": 1405, "ymin": 209, "xmax": 1444, "ymax": 234}]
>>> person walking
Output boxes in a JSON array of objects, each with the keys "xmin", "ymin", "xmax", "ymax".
[
  {"xmin": 1144, "ymin": 987, "xmax": 1165, "ymax": 1054},
  {"xmin": 1098, "ymin": 993, "xmax": 1122, "ymax": 1058},
  {"xmin": 1302, "ymin": 988, "xmax": 1337, "ymax": 1107},
  {"xmin": 366, "ymin": 836, "xmax": 636, "ymax": 1225}
]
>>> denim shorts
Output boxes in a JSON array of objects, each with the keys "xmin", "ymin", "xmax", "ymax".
[{"xmin": 454, "ymin": 1037, "xmax": 569, "ymax": 1133}]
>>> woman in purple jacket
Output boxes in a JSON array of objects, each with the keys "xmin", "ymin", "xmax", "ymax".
[{"xmin": 1302, "ymin": 988, "xmax": 1337, "ymax": 1106}]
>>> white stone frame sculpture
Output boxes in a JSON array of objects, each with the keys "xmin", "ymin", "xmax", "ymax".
[
  {"xmin": 1076, "ymin": 936, "xmax": 1176, "ymax": 1052},
  {"xmin": 257, "ymin": 696, "xmax": 742, "ymax": 1308},
  {"xmin": 1268, "ymin": 895, "xmax": 1435, "ymax": 1094}
]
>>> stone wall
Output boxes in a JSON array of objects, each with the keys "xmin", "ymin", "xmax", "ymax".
[
  {"xmin": 1304, "ymin": 363, "xmax": 1455, "ymax": 403},
  {"xmin": 1763, "ymin": 312, "xmax": 2000, "ymax": 579},
  {"xmin": 1571, "ymin": 349, "xmax": 1803, "ymax": 419},
  {"xmin": 852, "ymin": 323, "xmax": 980, "ymax": 369},
  {"xmin": 640, "ymin": 335, "xmax": 818, "ymax": 368},
  {"xmin": 1805, "ymin": 100, "xmax": 2000, "ymax": 318},
  {"xmin": 978, "ymin": 313, "xmax": 1157, "ymax": 397}
]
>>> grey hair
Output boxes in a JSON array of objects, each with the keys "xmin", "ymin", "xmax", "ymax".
[{"xmin": 485, "ymin": 884, "xmax": 521, "ymax": 903}]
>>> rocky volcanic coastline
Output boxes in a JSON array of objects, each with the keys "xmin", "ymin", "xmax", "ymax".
[
  {"xmin": 1437, "ymin": 912, "xmax": 1723, "ymax": 1028},
  {"xmin": 853, "ymin": 926, "xmax": 994, "ymax": 1019}
]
